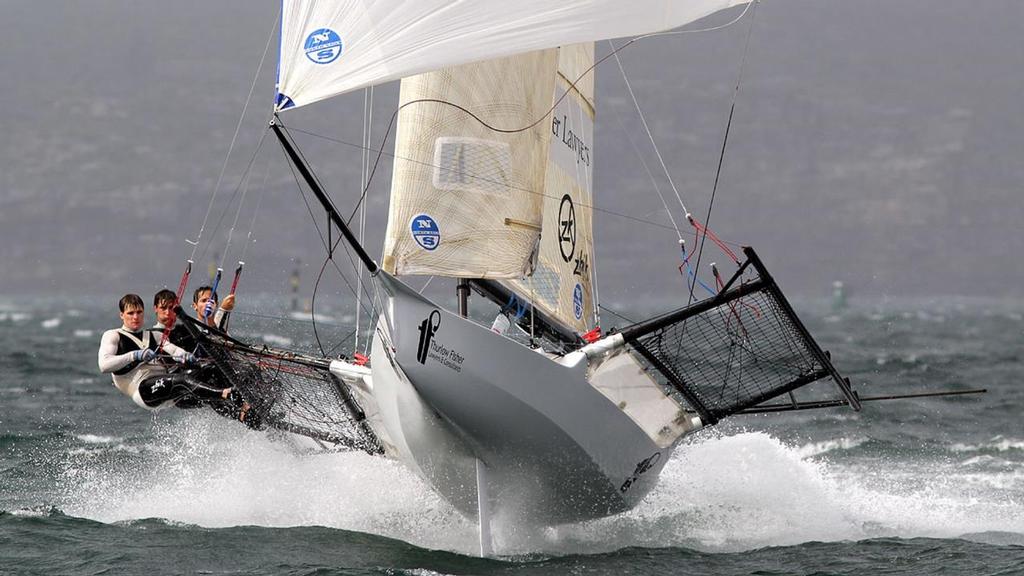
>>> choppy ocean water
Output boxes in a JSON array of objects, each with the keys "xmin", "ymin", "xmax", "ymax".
[{"xmin": 1, "ymin": 297, "xmax": 1022, "ymax": 575}]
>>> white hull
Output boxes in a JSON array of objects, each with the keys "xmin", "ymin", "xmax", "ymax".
[{"xmin": 364, "ymin": 273, "xmax": 690, "ymax": 524}]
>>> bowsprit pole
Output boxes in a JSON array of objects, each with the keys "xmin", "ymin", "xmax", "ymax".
[
  {"xmin": 158, "ymin": 260, "xmax": 193, "ymax": 352},
  {"xmin": 204, "ymin": 267, "xmax": 224, "ymax": 322}
]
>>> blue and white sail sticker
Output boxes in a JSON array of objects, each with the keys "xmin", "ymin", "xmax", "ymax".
[
  {"xmin": 573, "ymin": 283, "xmax": 584, "ymax": 320},
  {"xmin": 411, "ymin": 214, "xmax": 440, "ymax": 251},
  {"xmin": 304, "ymin": 28, "xmax": 343, "ymax": 64}
]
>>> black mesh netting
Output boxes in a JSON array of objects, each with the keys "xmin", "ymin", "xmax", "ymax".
[
  {"xmin": 623, "ymin": 247, "xmax": 855, "ymax": 425},
  {"xmin": 178, "ymin": 315, "xmax": 383, "ymax": 453}
]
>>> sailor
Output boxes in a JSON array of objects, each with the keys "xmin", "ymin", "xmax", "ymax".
[
  {"xmin": 152, "ymin": 287, "xmax": 261, "ymax": 427},
  {"xmin": 168, "ymin": 285, "xmax": 235, "ymax": 354},
  {"xmin": 153, "ymin": 288, "xmax": 177, "ymax": 332},
  {"xmin": 98, "ymin": 293, "xmax": 234, "ymax": 410}
]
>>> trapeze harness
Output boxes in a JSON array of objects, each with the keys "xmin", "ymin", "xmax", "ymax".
[{"xmin": 98, "ymin": 327, "xmax": 227, "ymax": 410}]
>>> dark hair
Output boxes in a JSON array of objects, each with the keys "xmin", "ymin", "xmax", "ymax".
[
  {"xmin": 119, "ymin": 293, "xmax": 144, "ymax": 312},
  {"xmin": 192, "ymin": 285, "xmax": 218, "ymax": 304},
  {"xmin": 154, "ymin": 289, "xmax": 176, "ymax": 307}
]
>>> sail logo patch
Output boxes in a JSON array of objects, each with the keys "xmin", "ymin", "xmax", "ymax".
[
  {"xmin": 573, "ymin": 283, "xmax": 584, "ymax": 320},
  {"xmin": 558, "ymin": 194, "xmax": 576, "ymax": 262},
  {"xmin": 304, "ymin": 28, "xmax": 343, "ymax": 64},
  {"xmin": 411, "ymin": 214, "xmax": 440, "ymax": 251}
]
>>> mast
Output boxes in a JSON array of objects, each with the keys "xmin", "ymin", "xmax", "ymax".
[
  {"xmin": 457, "ymin": 278, "xmax": 470, "ymax": 318},
  {"xmin": 270, "ymin": 118, "xmax": 378, "ymax": 275}
]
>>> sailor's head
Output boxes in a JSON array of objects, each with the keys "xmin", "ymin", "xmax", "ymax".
[
  {"xmin": 153, "ymin": 288, "xmax": 176, "ymax": 327},
  {"xmin": 192, "ymin": 285, "xmax": 219, "ymax": 325},
  {"xmin": 118, "ymin": 293, "xmax": 145, "ymax": 332}
]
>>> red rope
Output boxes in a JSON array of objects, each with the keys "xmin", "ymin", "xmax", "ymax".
[
  {"xmin": 159, "ymin": 260, "xmax": 193, "ymax": 352},
  {"xmin": 688, "ymin": 215, "xmax": 740, "ymax": 264}
]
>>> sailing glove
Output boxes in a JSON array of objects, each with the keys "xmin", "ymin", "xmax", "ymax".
[{"xmin": 133, "ymin": 349, "xmax": 157, "ymax": 363}]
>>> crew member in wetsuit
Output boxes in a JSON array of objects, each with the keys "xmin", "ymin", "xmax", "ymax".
[
  {"xmin": 152, "ymin": 288, "xmax": 259, "ymax": 427},
  {"xmin": 153, "ymin": 288, "xmax": 177, "ymax": 334},
  {"xmin": 98, "ymin": 293, "xmax": 233, "ymax": 410},
  {"xmin": 167, "ymin": 285, "xmax": 235, "ymax": 354}
]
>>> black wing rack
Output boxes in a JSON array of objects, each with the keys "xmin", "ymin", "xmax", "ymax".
[
  {"xmin": 176, "ymin": 309, "xmax": 384, "ymax": 454},
  {"xmin": 620, "ymin": 246, "xmax": 861, "ymax": 426}
]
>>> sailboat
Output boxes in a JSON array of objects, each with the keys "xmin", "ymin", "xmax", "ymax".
[{"xmin": 180, "ymin": 0, "xmax": 869, "ymax": 554}]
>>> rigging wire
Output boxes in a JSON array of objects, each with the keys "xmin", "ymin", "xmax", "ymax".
[
  {"xmin": 186, "ymin": 7, "xmax": 280, "ymax": 262},
  {"xmin": 609, "ymin": 41, "xmax": 692, "ymax": 222},
  {"xmin": 597, "ymin": 303, "xmax": 636, "ymax": 326},
  {"xmin": 355, "ymin": 85, "xmax": 374, "ymax": 353},
  {"xmin": 276, "ymin": 126, "xmax": 384, "ymax": 357},
  {"xmin": 273, "ymin": 4, "xmax": 757, "ymax": 350},
  {"xmin": 218, "ymin": 147, "xmax": 256, "ymax": 271},
  {"xmin": 606, "ymin": 1, "xmax": 757, "ymax": 244},
  {"xmin": 238, "ymin": 161, "xmax": 271, "ymax": 264},
  {"xmin": 287, "ymin": 125, "xmax": 689, "ymax": 237},
  {"xmin": 604, "ymin": 55, "xmax": 683, "ymax": 241},
  {"xmin": 687, "ymin": 0, "xmax": 760, "ymax": 306},
  {"xmin": 194, "ymin": 128, "xmax": 272, "ymax": 269},
  {"xmin": 327, "ymin": 4, "xmax": 755, "ymax": 236}
]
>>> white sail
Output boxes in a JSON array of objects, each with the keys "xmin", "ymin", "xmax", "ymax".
[
  {"xmin": 381, "ymin": 50, "xmax": 558, "ymax": 278},
  {"xmin": 276, "ymin": 0, "xmax": 748, "ymax": 111},
  {"xmin": 505, "ymin": 44, "xmax": 598, "ymax": 334}
]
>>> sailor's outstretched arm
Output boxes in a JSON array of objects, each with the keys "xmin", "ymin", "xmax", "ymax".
[
  {"xmin": 159, "ymin": 337, "xmax": 191, "ymax": 363},
  {"xmin": 98, "ymin": 330, "xmax": 133, "ymax": 373}
]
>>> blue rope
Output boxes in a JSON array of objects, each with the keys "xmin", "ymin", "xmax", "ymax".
[
  {"xmin": 680, "ymin": 246, "xmax": 717, "ymax": 297},
  {"xmin": 504, "ymin": 293, "xmax": 528, "ymax": 320}
]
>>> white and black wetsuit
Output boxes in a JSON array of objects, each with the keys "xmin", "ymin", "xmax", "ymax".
[
  {"xmin": 157, "ymin": 307, "xmax": 230, "ymax": 357},
  {"xmin": 149, "ymin": 317, "xmax": 255, "ymax": 425},
  {"xmin": 97, "ymin": 327, "xmax": 226, "ymax": 410}
]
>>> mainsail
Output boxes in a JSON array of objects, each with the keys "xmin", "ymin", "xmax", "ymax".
[
  {"xmin": 276, "ymin": 0, "xmax": 748, "ymax": 110},
  {"xmin": 381, "ymin": 50, "xmax": 558, "ymax": 278},
  {"xmin": 504, "ymin": 44, "xmax": 598, "ymax": 333},
  {"xmin": 381, "ymin": 44, "xmax": 599, "ymax": 334}
]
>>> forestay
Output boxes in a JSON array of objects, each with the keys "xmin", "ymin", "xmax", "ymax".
[{"xmin": 276, "ymin": 0, "xmax": 749, "ymax": 110}]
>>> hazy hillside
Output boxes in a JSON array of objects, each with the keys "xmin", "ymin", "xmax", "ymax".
[{"xmin": 2, "ymin": 0, "xmax": 1021, "ymax": 304}]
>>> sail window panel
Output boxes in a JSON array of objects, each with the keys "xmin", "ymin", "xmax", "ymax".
[
  {"xmin": 432, "ymin": 137, "xmax": 511, "ymax": 198},
  {"xmin": 382, "ymin": 49, "xmax": 558, "ymax": 279},
  {"xmin": 505, "ymin": 263, "xmax": 561, "ymax": 313}
]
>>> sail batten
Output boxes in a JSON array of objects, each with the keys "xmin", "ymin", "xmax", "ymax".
[
  {"xmin": 381, "ymin": 50, "xmax": 558, "ymax": 278},
  {"xmin": 503, "ymin": 44, "xmax": 599, "ymax": 333},
  {"xmin": 277, "ymin": 0, "xmax": 748, "ymax": 111}
]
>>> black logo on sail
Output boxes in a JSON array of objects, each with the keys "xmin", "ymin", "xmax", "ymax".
[
  {"xmin": 558, "ymin": 194, "xmax": 576, "ymax": 263},
  {"xmin": 416, "ymin": 310, "xmax": 441, "ymax": 364}
]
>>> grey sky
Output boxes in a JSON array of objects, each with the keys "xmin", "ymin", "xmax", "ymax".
[{"xmin": 1, "ymin": 1, "xmax": 1021, "ymax": 306}]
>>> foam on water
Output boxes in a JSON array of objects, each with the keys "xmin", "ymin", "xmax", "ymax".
[
  {"xmin": 794, "ymin": 436, "xmax": 868, "ymax": 458},
  {"xmin": 59, "ymin": 414, "xmax": 480, "ymax": 553},
  {"xmin": 544, "ymin": 431, "xmax": 1024, "ymax": 554},
  {"xmin": 75, "ymin": 434, "xmax": 119, "ymax": 444},
  {"xmin": 56, "ymin": 421, "xmax": 1024, "ymax": 556},
  {"xmin": 260, "ymin": 333, "xmax": 294, "ymax": 347},
  {"xmin": 952, "ymin": 436, "xmax": 1024, "ymax": 453}
]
